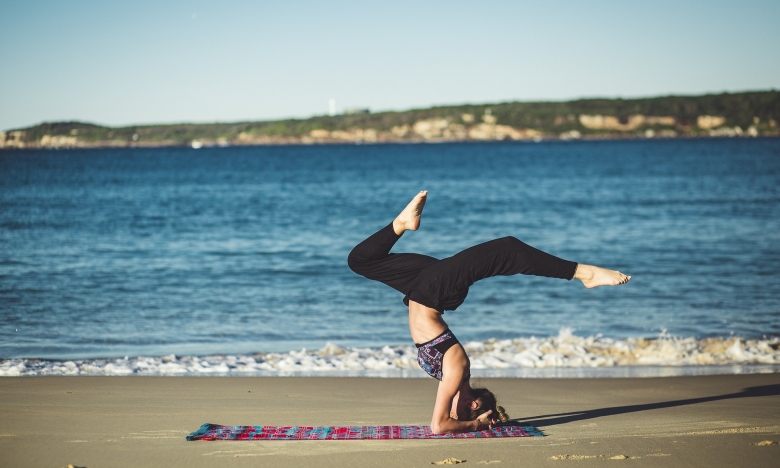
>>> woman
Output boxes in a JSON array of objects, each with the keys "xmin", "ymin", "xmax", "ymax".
[{"xmin": 348, "ymin": 191, "xmax": 630, "ymax": 434}]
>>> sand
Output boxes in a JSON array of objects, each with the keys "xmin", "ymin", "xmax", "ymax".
[{"xmin": 1, "ymin": 373, "xmax": 779, "ymax": 467}]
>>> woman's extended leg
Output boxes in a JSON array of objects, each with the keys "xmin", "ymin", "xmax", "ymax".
[
  {"xmin": 438, "ymin": 235, "xmax": 629, "ymax": 289},
  {"xmin": 413, "ymin": 234, "xmax": 630, "ymax": 310},
  {"xmin": 347, "ymin": 191, "xmax": 438, "ymax": 294},
  {"xmin": 420, "ymin": 236, "xmax": 578, "ymax": 297}
]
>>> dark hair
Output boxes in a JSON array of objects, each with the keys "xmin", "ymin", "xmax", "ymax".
[{"xmin": 470, "ymin": 387, "xmax": 510, "ymax": 422}]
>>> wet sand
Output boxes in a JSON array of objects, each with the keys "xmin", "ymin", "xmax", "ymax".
[{"xmin": 1, "ymin": 374, "xmax": 779, "ymax": 467}]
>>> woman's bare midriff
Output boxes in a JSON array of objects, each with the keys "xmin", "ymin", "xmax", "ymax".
[{"xmin": 408, "ymin": 300, "xmax": 449, "ymax": 344}]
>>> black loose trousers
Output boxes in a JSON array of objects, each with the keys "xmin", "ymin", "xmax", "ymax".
[{"xmin": 348, "ymin": 223, "xmax": 578, "ymax": 312}]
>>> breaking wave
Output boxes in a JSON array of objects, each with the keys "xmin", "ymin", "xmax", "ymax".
[{"xmin": 2, "ymin": 329, "xmax": 779, "ymax": 377}]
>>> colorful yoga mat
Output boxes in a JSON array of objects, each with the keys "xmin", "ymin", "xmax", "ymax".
[{"xmin": 186, "ymin": 423, "xmax": 543, "ymax": 440}]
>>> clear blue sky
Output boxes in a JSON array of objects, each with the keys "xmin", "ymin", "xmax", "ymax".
[{"xmin": 1, "ymin": 0, "xmax": 778, "ymax": 131}]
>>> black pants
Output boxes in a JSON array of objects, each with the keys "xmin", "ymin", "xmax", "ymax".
[{"xmin": 348, "ymin": 223, "xmax": 578, "ymax": 311}]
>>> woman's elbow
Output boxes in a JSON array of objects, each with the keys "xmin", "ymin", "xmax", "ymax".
[
  {"xmin": 430, "ymin": 420, "xmax": 454, "ymax": 435},
  {"xmin": 430, "ymin": 422, "xmax": 444, "ymax": 435}
]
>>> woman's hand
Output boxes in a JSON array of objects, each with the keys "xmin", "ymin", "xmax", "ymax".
[{"xmin": 474, "ymin": 410, "xmax": 495, "ymax": 431}]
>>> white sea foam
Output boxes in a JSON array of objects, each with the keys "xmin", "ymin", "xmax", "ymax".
[{"xmin": 2, "ymin": 329, "xmax": 779, "ymax": 377}]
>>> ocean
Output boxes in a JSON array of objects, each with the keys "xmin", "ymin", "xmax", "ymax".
[{"xmin": 1, "ymin": 138, "xmax": 779, "ymax": 376}]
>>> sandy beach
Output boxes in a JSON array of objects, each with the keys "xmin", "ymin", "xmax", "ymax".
[{"xmin": 1, "ymin": 373, "xmax": 778, "ymax": 467}]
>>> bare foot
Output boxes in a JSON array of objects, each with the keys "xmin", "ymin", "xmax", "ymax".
[
  {"xmin": 392, "ymin": 191, "xmax": 428, "ymax": 235},
  {"xmin": 574, "ymin": 264, "xmax": 631, "ymax": 289}
]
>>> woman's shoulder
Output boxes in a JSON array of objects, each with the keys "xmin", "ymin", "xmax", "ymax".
[{"xmin": 441, "ymin": 343, "xmax": 470, "ymax": 382}]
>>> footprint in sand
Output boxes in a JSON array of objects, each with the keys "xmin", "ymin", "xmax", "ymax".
[
  {"xmin": 432, "ymin": 458, "xmax": 464, "ymax": 465},
  {"xmin": 752, "ymin": 440, "xmax": 777, "ymax": 446},
  {"xmin": 550, "ymin": 454, "xmax": 639, "ymax": 461},
  {"xmin": 550, "ymin": 455, "xmax": 600, "ymax": 460}
]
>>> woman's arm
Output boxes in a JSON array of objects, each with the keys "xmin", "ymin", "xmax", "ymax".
[
  {"xmin": 429, "ymin": 346, "xmax": 494, "ymax": 434},
  {"xmin": 430, "ymin": 382, "xmax": 493, "ymax": 434}
]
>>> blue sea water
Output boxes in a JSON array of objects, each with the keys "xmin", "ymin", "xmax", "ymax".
[{"xmin": 1, "ymin": 138, "xmax": 779, "ymax": 361}]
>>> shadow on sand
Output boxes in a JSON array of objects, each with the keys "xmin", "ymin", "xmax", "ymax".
[{"xmin": 506, "ymin": 384, "xmax": 780, "ymax": 428}]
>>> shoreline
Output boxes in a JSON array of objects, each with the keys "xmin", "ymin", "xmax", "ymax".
[
  {"xmin": 2, "ymin": 374, "xmax": 779, "ymax": 467},
  {"xmin": 2, "ymin": 364, "xmax": 779, "ymax": 379},
  {"xmin": 4, "ymin": 332, "xmax": 779, "ymax": 377},
  {"xmin": 1, "ymin": 134, "xmax": 778, "ymax": 151}
]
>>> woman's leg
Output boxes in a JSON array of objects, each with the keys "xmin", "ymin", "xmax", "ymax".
[
  {"xmin": 429, "ymin": 235, "xmax": 629, "ymax": 299},
  {"xmin": 427, "ymin": 236, "xmax": 578, "ymax": 292},
  {"xmin": 348, "ymin": 191, "xmax": 438, "ymax": 294}
]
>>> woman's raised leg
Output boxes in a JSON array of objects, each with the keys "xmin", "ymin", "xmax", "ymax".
[
  {"xmin": 347, "ymin": 191, "xmax": 438, "ymax": 294},
  {"xmin": 427, "ymin": 235, "xmax": 629, "ymax": 297}
]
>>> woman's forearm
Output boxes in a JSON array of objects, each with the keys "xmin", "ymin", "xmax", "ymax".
[{"xmin": 431, "ymin": 417, "xmax": 479, "ymax": 434}]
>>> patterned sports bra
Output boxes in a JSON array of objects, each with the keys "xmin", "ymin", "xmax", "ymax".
[{"xmin": 415, "ymin": 329, "xmax": 470, "ymax": 381}]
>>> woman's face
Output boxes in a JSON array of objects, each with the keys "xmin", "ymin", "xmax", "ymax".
[{"xmin": 452, "ymin": 391, "xmax": 480, "ymax": 420}]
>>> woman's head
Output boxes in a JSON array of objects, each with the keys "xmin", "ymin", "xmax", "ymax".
[{"xmin": 465, "ymin": 387, "xmax": 510, "ymax": 423}]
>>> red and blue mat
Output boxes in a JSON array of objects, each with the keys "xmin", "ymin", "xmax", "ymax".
[{"xmin": 186, "ymin": 423, "xmax": 543, "ymax": 440}]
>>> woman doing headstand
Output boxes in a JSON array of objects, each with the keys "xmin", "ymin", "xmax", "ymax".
[{"xmin": 348, "ymin": 191, "xmax": 630, "ymax": 434}]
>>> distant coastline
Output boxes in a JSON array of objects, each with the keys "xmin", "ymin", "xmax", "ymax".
[{"xmin": 2, "ymin": 90, "xmax": 778, "ymax": 150}]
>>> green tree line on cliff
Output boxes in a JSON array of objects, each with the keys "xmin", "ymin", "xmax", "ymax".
[{"xmin": 8, "ymin": 90, "xmax": 779, "ymax": 144}]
